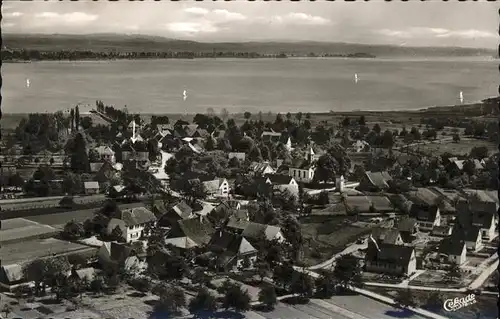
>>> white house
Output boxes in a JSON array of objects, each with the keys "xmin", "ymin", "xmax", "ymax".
[
  {"xmin": 202, "ymin": 178, "xmax": 230, "ymax": 197},
  {"xmin": 472, "ymin": 212, "xmax": 496, "ymax": 241},
  {"xmin": 289, "ymin": 147, "xmax": 316, "ymax": 183},
  {"xmin": 439, "ymin": 237, "xmax": 467, "ymax": 265},
  {"xmin": 365, "ymin": 242, "xmax": 417, "ymax": 277},
  {"xmin": 106, "ymin": 206, "xmax": 157, "ymax": 243},
  {"xmin": 409, "ymin": 205, "xmax": 441, "ymax": 232}
]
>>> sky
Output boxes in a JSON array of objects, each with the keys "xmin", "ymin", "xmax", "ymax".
[{"xmin": 2, "ymin": 1, "xmax": 498, "ymax": 48}]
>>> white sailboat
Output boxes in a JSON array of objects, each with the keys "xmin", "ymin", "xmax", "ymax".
[
  {"xmin": 459, "ymin": 91, "xmax": 464, "ymax": 104},
  {"xmin": 183, "ymin": 90, "xmax": 187, "ymax": 101},
  {"xmin": 26, "ymin": 78, "xmax": 30, "ymax": 88},
  {"xmin": 354, "ymin": 73, "xmax": 358, "ymax": 84}
]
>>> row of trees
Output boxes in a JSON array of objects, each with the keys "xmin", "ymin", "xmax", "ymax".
[{"xmin": 2, "ymin": 49, "xmax": 289, "ymax": 61}]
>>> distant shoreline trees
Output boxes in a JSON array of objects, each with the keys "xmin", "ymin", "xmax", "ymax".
[{"xmin": 2, "ymin": 49, "xmax": 376, "ymax": 62}]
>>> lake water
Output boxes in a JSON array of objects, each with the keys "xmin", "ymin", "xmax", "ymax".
[{"xmin": 2, "ymin": 58, "xmax": 498, "ymax": 114}]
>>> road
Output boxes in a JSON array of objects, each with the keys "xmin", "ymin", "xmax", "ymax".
[{"xmin": 307, "ymin": 242, "xmax": 367, "ymax": 270}]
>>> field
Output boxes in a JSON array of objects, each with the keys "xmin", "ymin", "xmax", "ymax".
[
  {"xmin": 299, "ymin": 215, "xmax": 372, "ymax": 266},
  {"xmin": 409, "ymin": 138, "xmax": 498, "ymax": 157}
]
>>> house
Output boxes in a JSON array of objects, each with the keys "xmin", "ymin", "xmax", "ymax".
[
  {"xmin": 288, "ymin": 148, "xmax": 316, "ymax": 183},
  {"xmin": 226, "ymin": 217, "xmax": 285, "ymax": 243},
  {"xmin": 156, "ymin": 200, "xmax": 194, "ymax": 227},
  {"xmin": 396, "ymin": 217, "xmax": 419, "ymax": 243},
  {"xmin": 228, "ymin": 152, "xmax": 246, "ymax": 162},
  {"xmin": 98, "ymin": 241, "xmax": 133, "ymax": 266},
  {"xmin": 261, "ymin": 131, "xmax": 282, "ymax": 143},
  {"xmin": 456, "ymin": 202, "xmax": 497, "ymax": 241},
  {"xmin": 211, "ymin": 201, "xmax": 248, "ymax": 223},
  {"xmin": 365, "ymin": 241, "xmax": 417, "ymax": 277},
  {"xmin": 67, "ymin": 267, "xmax": 97, "ymax": 282},
  {"xmin": 408, "ymin": 204, "xmax": 441, "ymax": 232},
  {"xmin": 352, "ymin": 140, "xmax": 370, "ymax": 153},
  {"xmin": 84, "ymin": 181, "xmax": 100, "ymax": 195},
  {"xmin": 452, "ymin": 224, "xmax": 482, "ymax": 252},
  {"xmin": 95, "ymin": 146, "xmax": 116, "ymax": 163},
  {"xmin": 208, "ymin": 231, "xmax": 258, "ymax": 271},
  {"xmin": 121, "ymin": 142, "xmax": 135, "ymax": 161},
  {"xmin": 249, "ymin": 162, "xmax": 275, "ymax": 176},
  {"xmin": 431, "ymin": 225, "xmax": 453, "ymax": 237},
  {"xmin": 202, "ymin": 178, "xmax": 230, "ymax": 197},
  {"xmin": 371, "ymin": 228, "xmax": 404, "ymax": 245},
  {"xmin": 106, "ymin": 206, "xmax": 157, "ymax": 243},
  {"xmin": 438, "ymin": 237, "xmax": 467, "ymax": 265},
  {"xmin": 165, "ymin": 216, "xmax": 216, "ymax": 249},
  {"xmin": 358, "ymin": 171, "xmax": 392, "ymax": 192},
  {"xmin": 265, "ymin": 174, "xmax": 298, "ymax": 187},
  {"xmin": 157, "ymin": 124, "xmax": 174, "ymax": 137}
]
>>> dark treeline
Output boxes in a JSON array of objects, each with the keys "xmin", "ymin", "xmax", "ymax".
[
  {"xmin": 2, "ymin": 49, "xmax": 287, "ymax": 61},
  {"xmin": 2, "ymin": 49, "xmax": 375, "ymax": 61}
]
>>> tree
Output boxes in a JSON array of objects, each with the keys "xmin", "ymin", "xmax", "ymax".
[
  {"xmin": 222, "ymin": 283, "xmax": 251, "ymax": 312},
  {"xmin": 372, "ymin": 123, "xmax": 381, "ymax": 134},
  {"xmin": 359, "ymin": 115, "xmax": 366, "ymax": 126},
  {"xmin": 425, "ymin": 290, "xmax": 444, "ymax": 309},
  {"xmin": 291, "ymin": 271, "xmax": 315, "ymax": 298},
  {"xmin": 90, "ymin": 276, "xmax": 105, "ymax": 295},
  {"xmin": 192, "ymin": 267, "xmax": 209, "ymax": 287},
  {"xmin": 453, "ymin": 134, "xmax": 460, "ymax": 143},
  {"xmin": 2, "ymin": 304, "xmax": 12, "ymax": 318},
  {"xmin": 317, "ymin": 191, "xmax": 330, "ymax": 205},
  {"xmin": 255, "ymin": 261, "xmax": 271, "ymax": 282},
  {"xmin": 189, "ymin": 287, "xmax": 217, "ymax": 315},
  {"xmin": 272, "ymin": 262, "xmax": 295, "ymax": 290},
  {"xmin": 445, "ymin": 263, "xmax": 462, "ymax": 282},
  {"xmin": 315, "ymin": 269, "xmax": 336, "ymax": 298},
  {"xmin": 70, "ymin": 108, "xmax": 75, "ymax": 130},
  {"xmin": 75, "ymin": 105, "xmax": 80, "ymax": 130},
  {"xmin": 62, "ymin": 172, "xmax": 83, "ymax": 195},
  {"xmin": 220, "ymin": 108, "xmax": 229, "ymax": 122},
  {"xmin": 23, "ymin": 259, "xmax": 49, "ymax": 296},
  {"xmin": 394, "ymin": 289, "xmax": 417, "ymax": 309},
  {"xmin": 61, "ymin": 220, "xmax": 85, "ymax": 240},
  {"xmin": 382, "ymin": 130, "xmax": 395, "ymax": 149},
  {"xmin": 80, "ymin": 116, "xmax": 93, "ymax": 130},
  {"xmin": 333, "ymin": 254, "xmax": 363, "ymax": 288},
  {"xmin": 244, "ymin": 111, "xmax": 252, "ymax": 121},
  {"xmin": 155, "ymin": 284, "xmax": 186, "ymax": 314},
  {"xmin": 258, "ymin": 286, "xmax": 277, "ymax": 309},
  {"xmin": 69, "ymin": 133, "xmax": 90, "ymax": 173},
  {"xmin": 470, "ymin": 146, "xmax": 489, "ymax": 160}
]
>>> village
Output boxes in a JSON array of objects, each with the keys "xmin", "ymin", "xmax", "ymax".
[{"xmin": 0, "ymin": 101, "xmax": 498, "ymax": 319}]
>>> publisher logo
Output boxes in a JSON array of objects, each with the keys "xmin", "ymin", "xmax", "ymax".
[{"xmin": 443, "ymin": 294, "xmax": 476, "ymax": 312}]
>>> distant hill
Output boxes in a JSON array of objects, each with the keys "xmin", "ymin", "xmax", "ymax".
[{"xmin": 3, "ymin": 33, "xmax": 495, "ymax": 58}]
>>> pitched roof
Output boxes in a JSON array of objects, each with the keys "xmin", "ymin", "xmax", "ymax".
[
  {"xmin": 265, "ymin": 173, "xmax": 294, "ymax": 185},
  {"xmin": 242, "ymin": 223, "xmax": 281, "ymax": 241},
  {"xmin": 165, "ymin": 237, "xmax": 199, "ymax": 249},
  {"xmin": 397, "ymin": 217, "xmax": 418, "ymax": 232},
  {"xmin": 203, "ymin": 179, "xmax": 222, "ymax": 194},
  {"xmin": 453, "ymin": 224, "xmax": 481, "ymax": 242},
  {"xmin": 226, "ymin": 216, "xmax": 250, "ymax": 230},
  {"xmin": 209, "ymin": 231, "xmax": 257, "ymax": 255},
  {"xmin": 170, "ymin": 200, "xmax": 194, "ymax": 219},
  {"xmin": 409, "ymin": 204, "xmax": 439, "ymax": 222},
  {"xmin": 250, "ymin": 162, "xmax": 275, "ymax": 175},
  {"xmin": 119, "ymin": 206, "xmax": 157, "ymax": 226},
  {"xmin": 472, "ymin": 211, "xmax": 495, "ymax": 228},
  {"xmin": 366, "ymin": 243, "xmax": 415, "ymax": 266},
  {"xmin": 439, "ymin": 237, "xmax": 466, "ymax": 256},
  {"xmin": 365, "ymin": 171, "xmax": 392, "ymax": 189},
  {"xmin": 95, "ymin": 146, "xmax": 115, "ymax": 156},
  {"xmin": 84, "ymin": 181, "xmax": 100, "ymax": 189},
  {"xmin": 371, "ymin": 228, "xmax": 401, "ymax": 245},
  {"xmin": 101, "ymin": 242, "xmax": 133, "ymax": 263},
  {"xmin": 169, "ymin": 216, "xmax": 215, "ymax": 246}
]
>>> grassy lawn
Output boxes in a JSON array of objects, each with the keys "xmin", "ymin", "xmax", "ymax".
[
  {"xmin": 410, "ymin": 138, "xmax": 497, "ymax": 157},
  {"xmin": 300, "ymin": 215, "xmax": 372, "ymax": 266}
]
